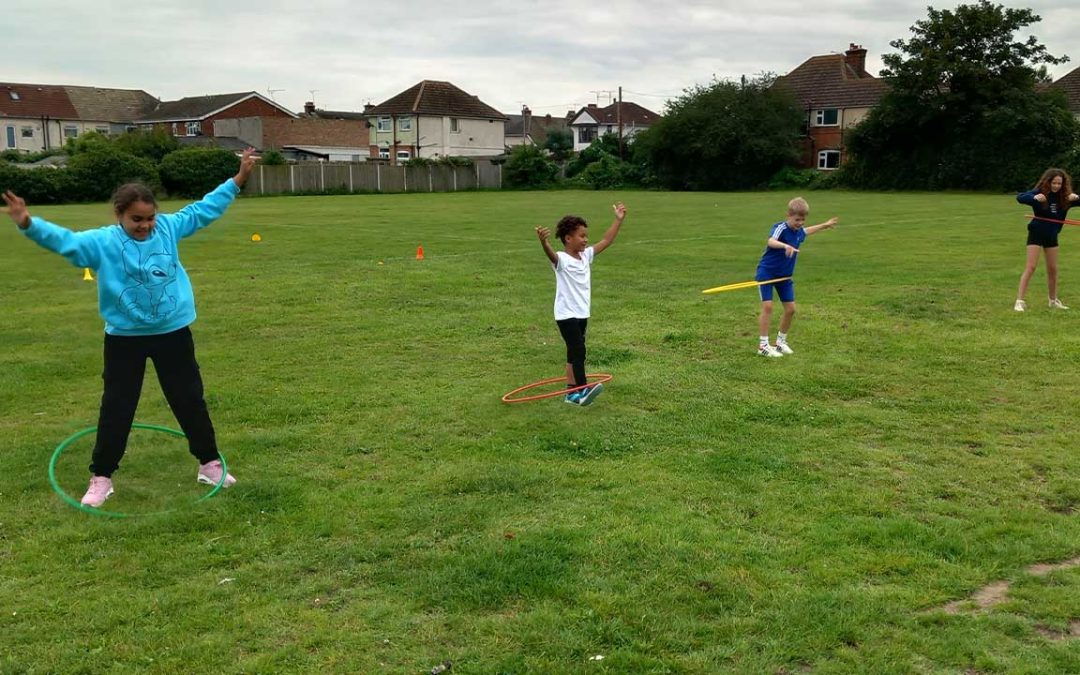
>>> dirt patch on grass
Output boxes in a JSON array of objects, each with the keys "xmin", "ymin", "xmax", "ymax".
[{"xmin": 936, "ymin": 556, "xmax": 1080, "ymax": 614}]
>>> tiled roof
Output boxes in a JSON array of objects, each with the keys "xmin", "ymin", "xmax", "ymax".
[
  {"xmin": 138, "ymin": 92, "xmax": 294, "ymax": 122},
  {"xmin": 64, "ymin": 86, "xmax": 158, "ymax": 123},
  {"xmin": 368, "ymin": 81, "xmax": 506, "ymax": 120},
  {"xmin": 0, "ymin": 82, "xmax": 79, "ymax": 119},
  {"xmin": 774, "ymin": 54, "xmax": 889, "ymax": 109},
  {"xmin": 570, "ymin": 101, "xmax": 661, "ymax": 127},
  {"xmin": 1052, "ymin": 66, "xmax": 1080, "ymax": 115},
  {"xmin": 177, "ymin": 136, "xmax": 252, "ymax": 151},
  {"xmin": 307, "ymin": 109, "xmax": 368, "ymax": 121}
]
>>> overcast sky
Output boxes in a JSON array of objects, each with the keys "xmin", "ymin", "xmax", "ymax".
[{"xmin": 4, "ymin": 1, "xmax": 1076, "ymax": 116}]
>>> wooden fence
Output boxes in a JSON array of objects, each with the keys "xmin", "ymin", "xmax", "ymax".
[{"xmin": 243, "ymin": 161, "xmax": 503, "ymax": 196}]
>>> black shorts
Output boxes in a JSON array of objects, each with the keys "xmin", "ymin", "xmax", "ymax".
[{"xmin": 1027, "ymin": 224, "xmax": 1060, "ymax": 248}]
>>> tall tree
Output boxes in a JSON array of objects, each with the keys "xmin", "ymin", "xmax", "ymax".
[
  {"xmin": 634, "ymin": 74, "xmax": 802, "ymax": 190},
  {"xmin": 844, "ymin": 1, "xmax": 1078, "ymax": 190}
]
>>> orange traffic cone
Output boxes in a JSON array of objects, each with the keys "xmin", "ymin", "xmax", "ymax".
[
  {"xmin": 82, "ymin": 268, "xmax": 95, "ymax": 281},
  {"xmin": 416, "ymin": 245, "xmax": 424, "ymax": 260}
]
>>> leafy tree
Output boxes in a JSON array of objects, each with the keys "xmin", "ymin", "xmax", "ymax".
[
  {"xmin": 566, "ymin": 134, "xmax": 622, "ymax": 178},
  {"xmin": 260, "ymin": 149, "xmax": 287, "ymax": 165},
  {"xmin": 634, "ymin": 74, "xmax": 803, "ymax": 190},
  {"xmin": 159, "ymin": 148, "xmax": 240, "ymax": 198},
  {"xmin": 65, "ymin": 145, "xmax": 161, "ymax": 202},
  {"xmin": 112, "ymin": 127, "xmax": 180, "ymax": 162},
  {"xmin": 843, "ymin": 1, "xmax": 1079, "ymax": 190},
  {"xmin": 503, "ymin": 144, "xmax": 559, "ymax": 188},
  {"xmin": 542, "ymin": 128, "xmax": 573, "ymax": 161}
]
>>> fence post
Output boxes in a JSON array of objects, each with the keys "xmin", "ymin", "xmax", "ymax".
[
  {"xmin": 258, "ymin": 165, "xmax": 264, "ymax": 195},
  {"xmin": 475, "ymin": 162, "xmax": 480, "ymax": 189},
  {"xmin": 498, "ymin": 165, "xmax": 503, "ymax": 189},
  {"xmin": 289, "ymin": 165, "xmax": 295, "ymax": 193},
  {"xmin": 428, "ymin": 166, "xmax": 433, "ymax": 192},
  {"xmin": 403, "ymin": 166, "xmax": 408, "ymax": 193},
  {"xmin": 320, "ymin": 163, "xmax": 325, "ymax": 192},
  {"xmin": 453, "ymin": 167, "xmax": 457, "ymax": 192},
  {"xmin": 348, "ymin": 164, "xmax": 354, "ymax": 193},
  {"xmin": 376, "ymin": 163, "xmax": 381, "ymax": 192}
]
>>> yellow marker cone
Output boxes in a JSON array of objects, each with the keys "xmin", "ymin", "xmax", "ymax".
[
  {"xmin": 82, "ymin": 268, "xmax": 95, "ymax": 282},
  {"xmin": 251, "ymin": 233, "xmax": 262, "ymax": 242}
]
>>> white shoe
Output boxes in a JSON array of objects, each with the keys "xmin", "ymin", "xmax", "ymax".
[
  {"xmin": 1014, "ymin": 299, "xmax": 1027, "ymax": 312},
  {"xmin": 758, "ymin": 344, "xmax": 783, "ymax": 358},
  {"xmin": 1049, "ymin": 298, "xmax": 1069, "ymax": 310},
  {"xmin": 775, "ymin": 342, "xmax": 794, "ymax": 355}
]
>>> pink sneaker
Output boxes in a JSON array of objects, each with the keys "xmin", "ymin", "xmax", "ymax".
[
  {"xmin": 197, "ymin": 460, "xmax": 236, "ymax": 488},
  {"xmin": 81, "ymin": 476, "xmax": 114, "ymax": 507}
]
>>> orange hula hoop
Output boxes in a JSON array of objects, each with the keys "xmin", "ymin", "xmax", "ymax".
[{"xmin": 501, "ymin": 373, "xmax": 614, "ymax": 404}]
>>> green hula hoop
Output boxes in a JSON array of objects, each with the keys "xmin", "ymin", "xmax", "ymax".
[{"xmin": 48, "ymin": 423, "xmax": 228, "ymax": 518}]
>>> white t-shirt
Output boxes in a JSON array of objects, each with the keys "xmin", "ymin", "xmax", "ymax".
[{"xmin": 553, "ymin": 246, "xmax": 595, "ymax": 320}]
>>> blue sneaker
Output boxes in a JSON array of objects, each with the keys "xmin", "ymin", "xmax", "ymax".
[
  {"xmin": 564, "ymin": 390, "xmax": 583, "ymax": 405},
  {"xmin": 578, "ymin": 382, "xmax": 604, "ymax": 406}
]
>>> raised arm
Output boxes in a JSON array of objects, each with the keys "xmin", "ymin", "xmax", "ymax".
[
  {"xmin": 159, "ymin": 147, "xmax": 258, "ymax": 239},
  {"xmin": 804, "ymin": 216, "xmax": 838, "ymax": 236},
  {"xmin": 536, "ymin": 226, "xmax": 558, "ymax": 265},
  {"xmin": 4, "ymin": 190, "xmax": 102, "ymax": 268},
  {"xmin": 1017, "ymin": 190, "xmax": 1043, "ymax": 206},
  {"xmin": 592, "ymin": 202, "xmax": 627, "ymax": 256}
]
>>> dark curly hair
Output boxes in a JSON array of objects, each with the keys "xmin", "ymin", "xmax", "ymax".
[
  {"xmin": 555, "ymin": 215, "xmax": 587, "ymax": 243},
  {"xmin": 112, "ymin": 182, "xmax": 158, "ymax": 216}
]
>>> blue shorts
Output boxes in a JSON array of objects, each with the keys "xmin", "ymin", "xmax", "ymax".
[{"xmin": 758, "ymin": 278, "xmax": 794, "ymax": 302}]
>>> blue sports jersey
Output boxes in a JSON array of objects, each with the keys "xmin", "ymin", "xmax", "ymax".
[{"xmin": 756, "ymin": 220, "xmax": 806, "ymax": 279}]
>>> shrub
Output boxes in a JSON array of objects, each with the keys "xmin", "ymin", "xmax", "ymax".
[
  {"xmin": 65, "ymin": 145, "xmax": 160, "ymax": 202},
  {"xmin": 260, "ymin": 149, "xmax": 287, "ymax": 166},
  {"xmin": 503, "ymin": 144, "xmax": 558, "ymax": 188},
  {"xmin": 159, "ymin": 148, "xmax": 240, "ymax": 198}
]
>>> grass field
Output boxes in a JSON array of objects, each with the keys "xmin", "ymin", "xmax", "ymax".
[{"xmin": 2, "ymin": 188, "xmax": 1078, "ymax": 674}]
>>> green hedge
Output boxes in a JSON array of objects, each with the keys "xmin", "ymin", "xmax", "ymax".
[{"xmin": 159, "ymin": 148, "xmax": 240, "ymax": 198}]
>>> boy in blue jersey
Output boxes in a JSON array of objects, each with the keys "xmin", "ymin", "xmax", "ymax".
[
  {"xmin": 3, "ymin": 148, "xmax": 257, "ymax": 507},
  {"xmin": 755, "ymin": 197, "xmax": 837, "ymax": 357}
]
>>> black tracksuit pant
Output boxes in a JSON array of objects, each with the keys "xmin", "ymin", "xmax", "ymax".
[{"xmin": 90, "ymin": 326, "xmax": 219, "ymax": 477}]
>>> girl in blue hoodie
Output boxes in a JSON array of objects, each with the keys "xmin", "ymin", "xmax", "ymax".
[
  {"xmin": 1015, "ymin": 168, "xmax": 1079, "ymax": 311},
  {"xmin": 3, "ymin": 148, "xmax": 257, "ymax": 508}
]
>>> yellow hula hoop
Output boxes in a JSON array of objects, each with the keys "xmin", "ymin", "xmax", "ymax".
[{"xmin": 702, "ymin": 276, "xmax": 792, "ymax": 295}]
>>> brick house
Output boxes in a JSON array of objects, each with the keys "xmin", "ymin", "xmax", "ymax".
[
  {"xmin": 505, "ymin": 106, "xmax": 570, "ymax": 148},
  {"xmin": 1, "ymin": 82, "xmax": 157, "ymax": 153},
  {"xmin": 365, "ymin": 81, "xmax": 506, "ymax": 162},
  {"xmin": 137, "ymin": 92, "xmax": 296, "ymax": 138},
  {"xmin": 774, "ymin": 44, "xmax": 889, "ymax": 170},
  {"xmin": 1051, "ymin": 66, "xmax": 1080, "ymax": 119},
  {"xmin": 567, "ymin": 101, "xmax": 660, "ymax": 152}
]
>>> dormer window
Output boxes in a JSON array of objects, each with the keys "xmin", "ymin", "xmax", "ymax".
[{"xmin": 9, "ymin": 91, "xmax": 20, "ymax": 101}]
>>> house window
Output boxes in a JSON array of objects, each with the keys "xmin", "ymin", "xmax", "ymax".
[
  {"xmin": 377, "ymin": 117, "xmax": 392, "ymax": 132},
  {"xmin": 185, "ymin": 121, "xmax": 201, "ymax": 136},
  {"xmin": 96, "ymin": 125, "xmax": 110, "ymax": 135},
  {"xmin": 817, "ymin": 150, "xmax": 841, "ymax": 170},
  {"xmin": 450, "ymin": 118, "xmax": 460, "ymax": 133},
  {"xmin": 64, "ymin": 125, "xmax": 79, "ymax": 139},
  {"xmin": 396, "ymin": 150, "xmax": 411, "ymax": 160},
  {"xmin": 378, "ymin": 148, "xmax": 390, "ymax": 159},
  {"xmin": 5, "ymin": 126, "xmax": 15, "ymax": 148},
  {"xmin": 20, "ymin": 126, "xmax": 34, "ymax": 138},
  {"xmin": 814, "ymin": 108, "xmax": 839, "ymax": 126},
  {"xmin": 398, "ymin": 117, "xmax": 412, "ymax": 132},
  {"xmin": 578, "ymin": 127, "xmax": 597, "ymax": 144}
]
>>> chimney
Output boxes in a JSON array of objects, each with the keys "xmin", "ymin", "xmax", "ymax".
[
  {"xmin": 363, "ymin": 103, "xmax": 375, "ymax": 113},
  {"xmin": 844, "ymin": 43, "xmax": 868, "ymax": 77},
  {"xmin": 587, "ymin": 103, "xmax": 598, "ymax": 109},
  {"xmin": 303, "ymin": 101, "xmax": 316, "ymax": 115}
]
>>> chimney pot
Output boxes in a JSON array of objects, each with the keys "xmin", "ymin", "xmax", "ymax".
[{"xmin": 303, "ymin": 101, "xmax": 315, "ymax": 115}]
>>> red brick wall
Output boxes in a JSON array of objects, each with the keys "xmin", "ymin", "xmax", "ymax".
[
  {"xmin": 799, "ymin": 127, "xmax": 846, "ymax": 169},
  {"xmin": 205, "ymin": 98, "xmax": 292, "ymax": 137},
  {"xmin": 261, "ymin": 117, "xmax": 368, "ymax": 148}
]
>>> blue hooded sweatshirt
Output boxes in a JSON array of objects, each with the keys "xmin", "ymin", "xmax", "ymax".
[{"xmin": 20, "ymin": 178, "xmax": 240, "ymax": 336}]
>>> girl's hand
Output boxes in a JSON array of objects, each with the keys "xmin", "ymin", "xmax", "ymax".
[
  {"xmin": 2, "ymin": 190, "xmax": 30, "ymax": 229},
  {"xmin": 536, "ymin": 226, "xmax": 550, "ymax": 242},
  {"xmin": 234, "ymin": 147, "xmax": 259, "ymax": 186},
  {"xmin": 1069, "ymin": 193, "xmax": 1079, "ymax": 202},
  {"xmin": 612, "ymin": 202, "xmax": 627, "ymax": 221},
  {"xmin": 1034, "ymin": 193, "xmax": 1047, "ymax": 203}
]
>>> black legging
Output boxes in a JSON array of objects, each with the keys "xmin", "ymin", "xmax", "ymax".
[
  {"xmin": 90, "ymin": 327, "xmax": 220, "ymax": 477},
  {"xmin": 556, "ymin": 318, "xmax": 588, "ymax": 387}
]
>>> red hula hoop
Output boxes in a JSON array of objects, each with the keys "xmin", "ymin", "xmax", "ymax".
[{"xmin": 502, "ymin": 373, "xmax": 614, "ymax": 404}]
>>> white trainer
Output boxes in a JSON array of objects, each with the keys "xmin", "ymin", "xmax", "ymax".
[
  {"xmin": 758, "ymin": 344, "xmax": 783, "ymax": 358},
  {"xmin": 776, "ymin": 342, "xmax": 794, "ymax": 355},
  {"xmin": 1049, "ymin": 298, "xmax": 1069, "ymax": 310},
  {"xmin": 1014, "ymin": 299, "xmax": 1027, "ymax": 312}
]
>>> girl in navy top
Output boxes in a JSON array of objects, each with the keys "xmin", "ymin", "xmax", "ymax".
[{"xmin": 1015, "ymin": 168, "xmax": 1079, "ymax": 311}]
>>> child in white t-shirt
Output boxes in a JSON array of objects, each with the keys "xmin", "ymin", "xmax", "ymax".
[{"xmin": 535, "ymin": 202, "xmax": 626, "ymax": 405}]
